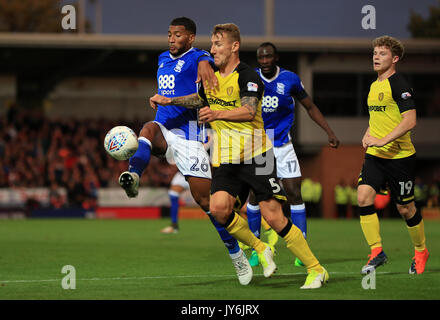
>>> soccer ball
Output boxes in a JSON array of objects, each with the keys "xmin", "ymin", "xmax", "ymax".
[{"xmin": 104, "ymin": 126, "xmax": 139, "ymax": 160}]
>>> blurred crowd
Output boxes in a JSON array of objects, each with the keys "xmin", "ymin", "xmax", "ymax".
[{"xmin": 0, "ymin": 106, "xmax": 177, "ymax": 209}]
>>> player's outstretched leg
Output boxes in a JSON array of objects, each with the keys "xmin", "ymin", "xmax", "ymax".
[
  {"xmin": 259, "ymin": 199, "xmax": 328, "ymax": 289},
  {"xmin": 221, "ymin": 212, "xmax": 276, "ymax": 279},
  {"xmin": 210, "ymin": 191, "xmax": 277, "ymax": 280},
  {"xmin": 120, "ymin": 122, "xmax": 163, "ymax": 198},
  {"xmin": 188, "ymin": 177, "xmax": 256, "ymax": 285},
  {"xmin": 207, "ymin": 213, "xmax": 252, "ymax": 285}
]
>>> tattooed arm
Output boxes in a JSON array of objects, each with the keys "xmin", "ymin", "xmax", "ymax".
[
  {"xmin": 149, "ymin": 93, "xmax": 204, "ymax": 109},
  {"xmin": 198, "ymin": 96, "xmax": 259, "ymax": 123}
]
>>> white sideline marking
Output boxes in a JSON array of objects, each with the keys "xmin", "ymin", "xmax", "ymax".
[{"xmin": 0, "ymin": 271, "xmax": 395, "ymax": 284}]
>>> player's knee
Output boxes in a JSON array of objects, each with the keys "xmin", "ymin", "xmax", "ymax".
[
  {"xmin": 357, "ymin": 185, "xmax": 376, "ymax": 207},
  {"xmin": 396, "ymin": 202, "xmax": 415, "ymax": 219},
  {"xmin": 357, "ymin": 195, "xmax": 368, "ymax": 207},
  {"xmin": 140, "ymin": 122, "xmax": 159, "ymax": 140},
  {"xmin": 209, "ymin": 201, "xmax": 230, "ymax": 215},
  {"xmin": 209, "ymin": 201, "xmax": 232, "ymax": 223},
  {"xmin": 357, "ymin": 192, "xmax": 374, "ymax": 207}
]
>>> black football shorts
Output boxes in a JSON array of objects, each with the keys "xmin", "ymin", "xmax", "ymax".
[
  {"xmin": 211, "ymin": 149, "xmax": 287, "ymax": 206},
  {"xmin": 358, "ymin": 153, "xmax": 416, "ymax": 205}
]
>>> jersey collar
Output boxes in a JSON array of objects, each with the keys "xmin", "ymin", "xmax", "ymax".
[
  {"xmin": 259, "ymin": 66, "xmax": 280, "ymax": 83},
  {"xmin": 169, "ymin": 47, "xmax": 195, "ymax": 60}
]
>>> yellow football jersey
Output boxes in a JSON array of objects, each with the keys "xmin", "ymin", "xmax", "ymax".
[
  {"xmin": 200, "ymin": 63, "xmax": 271, "ymax": 166},
  {"xmin": 366, "ymin": 73, "xmax": 416, "ymax": 159}
]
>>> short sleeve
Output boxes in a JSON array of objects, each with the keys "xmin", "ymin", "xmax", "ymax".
[
  {"xmin": 290, "ymin": 73, "xmax": 308, "ymax": 101},
  {"xmin": 389, "ymin": 73, "xmax": 416, "ymax": 113},
  {"xmin": 237, "ymin": 64, "xmax": 264, "ymax": 100},
  {"xmin": 196, "ymin": 50, "xmax": 214, "ymax": 64}
]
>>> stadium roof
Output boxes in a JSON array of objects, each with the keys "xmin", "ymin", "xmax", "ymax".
[{"xmin": 1, "ymin": 33, "xmax": 440, "ymax": 53}]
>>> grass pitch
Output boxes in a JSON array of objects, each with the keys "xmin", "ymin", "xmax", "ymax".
[{"xmin": 0, "ymin": 218, "xmax": 439, "ymax": 300}]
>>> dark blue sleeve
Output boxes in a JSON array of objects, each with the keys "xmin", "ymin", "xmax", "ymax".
[
  {"xmin": 196, "ymin": 49, "xmax": 214, "ymax": 64},
  {"xmin": 290, "ymin": 73, "xmax": 308, "ymax": 101}
]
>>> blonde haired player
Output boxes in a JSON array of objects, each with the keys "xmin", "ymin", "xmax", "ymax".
[
  {"xmin": 358, "ymin": 35, "xmax": 429, "ymax": 275},
  {"xmin": 151, "ymin": 23, "xmax": 329, "ymax": 289}
]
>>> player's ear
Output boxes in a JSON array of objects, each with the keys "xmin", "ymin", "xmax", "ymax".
[
  {"xmin": 231, "ymin": 41, "xmax": 240, "ymax": 53},
  {"xmin": 392, "ymin": 55, "xmax": 399, "ymax": 64},
  {"xmin": 188, "ymin": 33, "xmax": 195, "ymax": 44}
]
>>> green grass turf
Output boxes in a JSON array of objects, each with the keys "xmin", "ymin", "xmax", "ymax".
[{"xmin": 0, "ymin": 218, "xmax": 439, "ymax": 300}]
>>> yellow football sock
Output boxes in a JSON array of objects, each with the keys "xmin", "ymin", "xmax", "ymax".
[
  {"xmin": 283, "ymin": 223, "xmax": 322, "ymax": 273},
  {"xmin": 225, "ymin": 212, "xmax": 266, "ymax": 254},
  {"xmin": 360, "ymin": 213, "xmax": 382, "ymax": 250},
  {"xmin": 261, "ymin": 217, "xmax": 271, "ymax": 231},
  {"xmin": 407, "ymin": 219, "xmax": 426, "ymax": 252}
]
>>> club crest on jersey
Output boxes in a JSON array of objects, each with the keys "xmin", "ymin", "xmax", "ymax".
[
  {"xmin": 174, "ymin": 60, "xmax": 185, "ymax": 73},
  {"xmin": 247, "ymin": 82, "xmax": 258, "ymax": 92},
  {"xmin": 227, "ymin": 86, "xmax": 234, "ymax": 96},
  {"xmin": 401, "ymin": 92, "xmax": 412, "ymax": 100},
  {"xmin": 276, "ymin": 83, "xmax": 285, "ymax": 95},
  {"xmin": 378, "ymin": 92, "xmax": 384, "ymax": 101}
]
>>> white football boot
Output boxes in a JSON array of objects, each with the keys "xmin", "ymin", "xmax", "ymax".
[{"xmin": 231, "ymin": 250, "xmax": 253, "ymax": 285}]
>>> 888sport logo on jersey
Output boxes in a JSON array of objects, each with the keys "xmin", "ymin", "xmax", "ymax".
[
  {"xmin": 262, "ymin": 95, "xmax": 279, "ymax": 113},
  {"xmin": 158, "ymin": 74, "xmax": 176, "ymax": 95}
]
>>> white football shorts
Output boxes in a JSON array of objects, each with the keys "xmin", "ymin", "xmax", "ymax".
[
  {"xmin": 154, "ymin": 121, "xmax": 211, "ymax": 179},
  {"xmin": 170, "ymin": 171, "xmax": 190, "ymax": 189},
  {"xmin": 273, "ymin": 141, "xmax": 302, "ymax": 179}
]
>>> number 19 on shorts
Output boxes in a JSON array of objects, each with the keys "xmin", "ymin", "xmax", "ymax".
[{"xmin": 399, "ymin": 180, "xmax": 413, "ymax": 195}]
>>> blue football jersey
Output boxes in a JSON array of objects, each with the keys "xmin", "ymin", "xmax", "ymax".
[
  {"xmin": 256, "ymin": 66, "xmax": 308, "ymax": 147},
  {"xmin": 155, "ymin": 47, "xmax": 212, "ymax": 141}
]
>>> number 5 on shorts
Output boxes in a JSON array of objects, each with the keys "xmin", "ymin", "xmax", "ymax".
[{"xmin": 269, "ymin": 178, "xmax": 281, "ymax": 193}]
